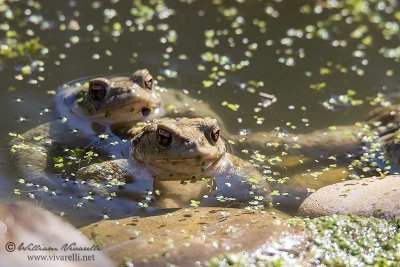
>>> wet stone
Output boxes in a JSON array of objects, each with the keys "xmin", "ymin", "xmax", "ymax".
[
  {"xmin": 0, "ymin": 201, "xmax": 113, "ymax": 267},
  {"xmin": 80, "ymin": 207, "xmax": 293, "ymax": 266},
  {"xmin": 299, "ymin": 175, "xmax": 400, "ymax": 219},
  {"xmin": 206, "ymin": 215, "xmax": 400, "ymax": 266}
]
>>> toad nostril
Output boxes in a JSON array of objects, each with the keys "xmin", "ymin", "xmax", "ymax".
[{"xmin": 141, "ymin": 107, "xmax": 151, "ymax": 117}]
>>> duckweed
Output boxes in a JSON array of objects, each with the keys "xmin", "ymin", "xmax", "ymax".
[
  {"xmin": 206, "ymin": 215, "xmax": 400, "ymax": 266},
  {"xmin": 4, "ymin": 0, "xmax": 400, "ymax": 245}
]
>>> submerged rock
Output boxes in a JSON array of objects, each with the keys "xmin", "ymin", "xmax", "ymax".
[
  {"xmin": 0, "ymin": 202, "xmax": 113, "ymax": 267},
  {"xmin": 298, "ymin": 175, "xmax": 400, "ymax": 219},
  {"xmin": 273, "ymin": 166, "xmax": 349, "ymax": 211},
  {"xmin": 80, "ymin": 207, "xmax": 293, "ymax": 266}
]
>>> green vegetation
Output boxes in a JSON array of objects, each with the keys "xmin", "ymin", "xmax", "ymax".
[
  {"xmin": 206, "ymin": 215, "xmax": 400, "ymax": 266},
  {"xmin": 0, "ymin": 1, "xmax": 46, "ymax": 64}
]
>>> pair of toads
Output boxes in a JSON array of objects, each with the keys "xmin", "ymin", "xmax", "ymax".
[
  {"xmin": 10, "ymin": 68, "xmax": 400, "ymax": 210},
  {"xmin": 10, "ymin": 69, "xmax": 270, "ymax": 209}
]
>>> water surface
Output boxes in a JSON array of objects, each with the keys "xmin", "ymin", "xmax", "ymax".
[{"xmin": 1, "ymin": 0, "xmax": 399, "ymax": 225}]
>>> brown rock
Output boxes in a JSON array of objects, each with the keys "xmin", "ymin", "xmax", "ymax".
[
  {"xmin": 299, "ymin": 175, "xmax": 400, "ymax": 219},
  {"xmin": 80, "ymin": 208, "xmax": 295, "ymax": 266},
  {"xmin": 0, "ymin": 202, "xmax": 113, "ymax": 267}
]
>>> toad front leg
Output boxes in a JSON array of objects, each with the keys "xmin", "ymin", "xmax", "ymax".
[
  {"xmin": 76, "ymin": 159, "xmax": 133, "ymax": 195},
  {"xmin": 207, "ymin": 154, "xmax": 272, "ymax": 209}
]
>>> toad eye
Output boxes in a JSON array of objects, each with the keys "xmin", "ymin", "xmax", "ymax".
[
  {"xmin": 144, "ymin": 74, "xmax": 153, "ymax": 90},
  {"xmin": 88, "ymin": 79, "xmax": 108, "ymax": 101},
  {"xmin": 133, "ymin": 69, "xmax": 153, "ymax": 90},
  {"xmin": 209, "ymin": 127, "xmax": 220, "ymax": 145},
  {"xmin": 157, "ymin": 128, "xmax": 172, "ymax": 148}
]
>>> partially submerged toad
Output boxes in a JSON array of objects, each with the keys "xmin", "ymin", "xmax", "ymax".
[
  {"xmin": 236, "ymin": 104, "xmax": 400, "ymax": 173},
  {"xmin": 77, "ymin": 118, "xmax": 271, "ymax": 209}
]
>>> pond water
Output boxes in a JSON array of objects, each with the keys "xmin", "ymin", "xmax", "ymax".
[{"xmin": 1, "ymin": 0, "xmax": 400, "ymax": 227}]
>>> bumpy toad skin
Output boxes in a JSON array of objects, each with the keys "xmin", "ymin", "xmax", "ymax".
[
  {"xmin": 234, "ymin": 104, "xmax": 400, "ymax": 161},
  {"xmin": 77, "ymin": 118, "xmax": 271, "ymax": 209},
  {"xmin": 364, "ymin": 104, "xmax": 400, "ymax": 168},
  {"xmin": 131, "ymin": 117, "xmax": 226, "ymax": 176},
  {"xmin": 10, "ymin": 73, "xmax": 158, "ymax": 191},
  {"xmin": 62, "ymin": 73, "xmax": 160, "ymax": 125},
  {"xmin": 234, "ymin": 126, "xmax": 362, "ymax": 158},
  {"xmin": 10, "ymin": 69, "xmax": 227, "ymax": 193}
]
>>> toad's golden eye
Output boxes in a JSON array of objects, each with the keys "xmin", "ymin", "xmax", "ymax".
[
  {"xmin": 88, "ymin": 79, "xmax": 108, "ymax": 101},
  {"xmin": 132, "ymin": 69, "xmax": 154, "ymax": 90},
  {"xmin": 157, "ymin": 128, "xmax": 172, "ymax": 148},
  {"xmin": 144, "ymin": 74, "xmax": 153, "ymax": 90},
  {"xmin": 209, "ymin": 127, "xmax": 220, "ymax": 145}
]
